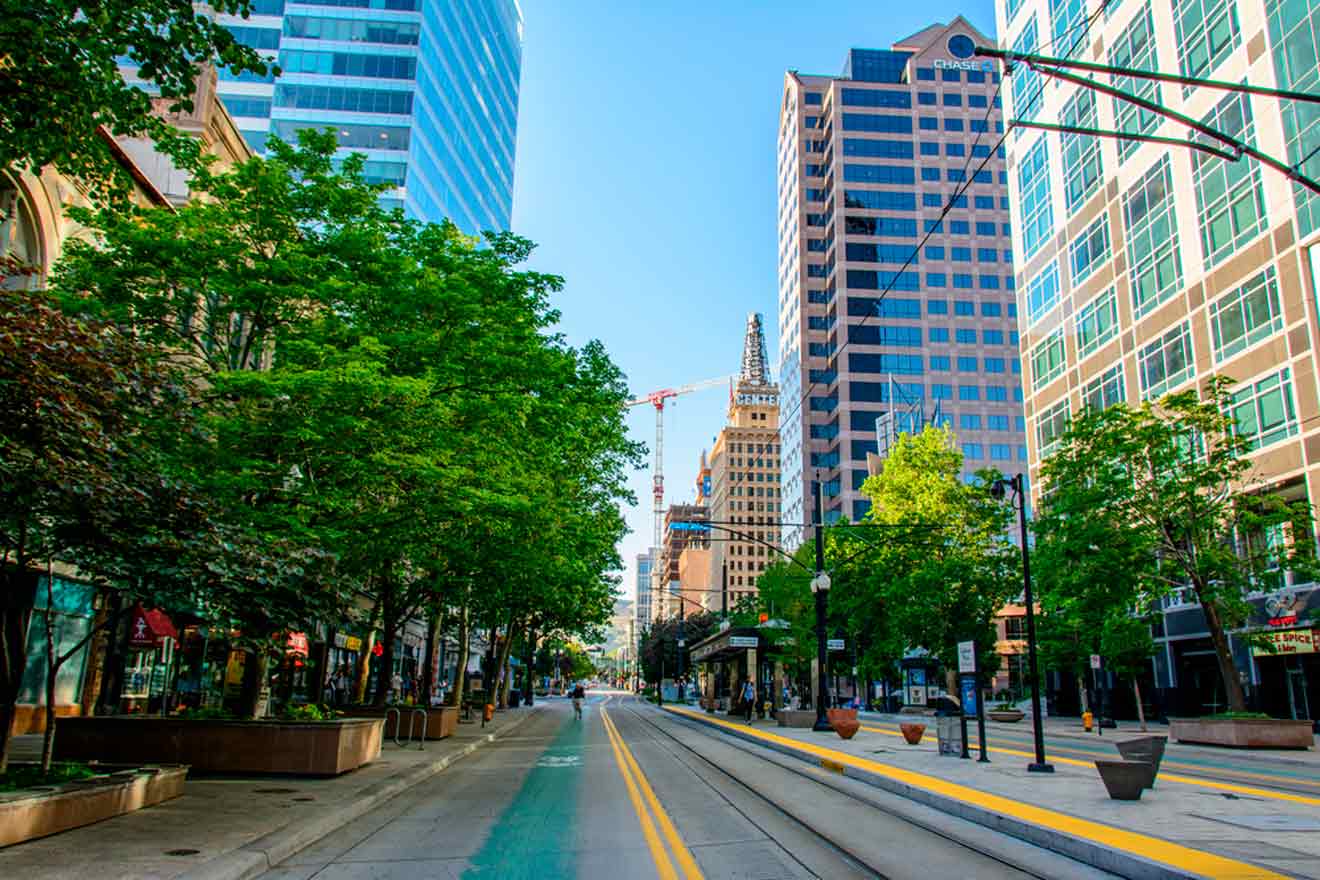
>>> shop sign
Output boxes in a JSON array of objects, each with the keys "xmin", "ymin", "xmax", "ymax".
[
  {"xmin": 1265, "ymin": 591, "xmax": 1305, "ymax": 627},
  {"xmin": 334, "ymin": 633, "xmax": 363, "ymax": 651},
  {"xmin": 729, "ymin": 636, "xmax": 758, "ymax": 648},
  {"xmin": 827, "ymin": 638, "xmax": 845, "ymax": 651},
  {"xmin": 286, "ymin": 632, "xmax": 309, "ymax": 656},
  {"xmin": 934, "ymin": 59, "xmax": 995, "ymax": 72},
  {"xmin": 957, "ymin": 640, "xmax": 976, "ymax": 673},
  {"xmin": 1252, "ymin": 628, "xmax": 1316, "ymax": 657},
  {"xmin": 129, "ymin": 605, "xmax": 177, "ymax": 648}
]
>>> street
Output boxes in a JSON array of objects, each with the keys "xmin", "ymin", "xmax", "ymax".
[{"xmin": 259, "ymin": 694, "xmax": 1105, "ymax": 880}]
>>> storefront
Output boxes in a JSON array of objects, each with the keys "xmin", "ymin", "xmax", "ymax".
[
  {"xmin": 689, "ymin": 627, "xmax": 791, "ymax": 716},
  {"xmin": 14, "ymin": 576, "xmax": 97, "ymax": 733},
  {"xmin": 1251, "ymin": 627, "xmax": 1319, "ymax": 725},
  {"xmin": 119, "ymin": 605, "xmax": 181, "ymax": 714}
]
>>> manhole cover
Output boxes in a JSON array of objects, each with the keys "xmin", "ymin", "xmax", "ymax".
[
  {"xmin": 253, "ymin": 788, "xmax": 298, "ymax": 794},
  {"xmin": 1194, "ymin": 814, "xmax": 1320, "ymax": 832},
  {"xmin": 164, "ymin": 849, "xmax": 201, "ymax": 856}
]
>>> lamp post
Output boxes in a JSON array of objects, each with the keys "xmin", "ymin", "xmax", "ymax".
[
  {"xmin": 811, "ymin": 477, "xmax": 833, "ymax": 732},
  {"xmin": 990, "ymin": 473, "xmax": 1053, "ymax": 773}
]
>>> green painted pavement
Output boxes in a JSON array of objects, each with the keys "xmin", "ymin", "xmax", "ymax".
[{"xmin": 460, "ymin": 698, "xmax": 594, "ymax": 880}]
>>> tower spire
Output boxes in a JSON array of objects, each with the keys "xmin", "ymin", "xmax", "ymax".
[{"xmin": 740, "ymin": 312, "xmax": 770, "ymax": 386}]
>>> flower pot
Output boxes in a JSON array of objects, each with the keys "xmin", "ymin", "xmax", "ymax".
[
  {"xmin": 900, "ymin": 722, "xmax": 926, "ymax": 745},
  {"xmin": 827, "ymin": 707, "xmax": 860, "ymax": 740},
  {"xmin": 1095, "ymin": 759, "xmax": 1153, "ymax": 800}
]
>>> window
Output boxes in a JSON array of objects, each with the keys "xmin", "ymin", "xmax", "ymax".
[
  {"xmin": 849, "ymin": 353, "xmax": 924, "ymax": 374},
  {"xmin": 961, "ymin": 414, "xmax": 983, "ymax": 430},
  {"xmin": 844, "ymin": 164, "xmax": 917, "ymax": 184},
  {"xmin": 962, "ymin": 443, "xmax": 984, "ymax": 460},
  {"xmin": 1229, "ymin": 369, "xmax": 1298, "ymax": 450},
  {"xmin": 1193, "ymin": 91, "xmax": 1266, "ymax": 266},
  {"xmin": 842, "ymin": 113, "xmax": 914, "ymax": 133},
  {"xmin": 278, "ymin": 49, "xmax": 417, "ymax": 79},
  {"xmin": 959, "ymin": 385, "xmax": 981, "ymax": 401},
  {"xmin": 1173, "ymin": 0, "xmax": 1240, "ymax": 83},
  {"xmin": 980, "ymin": 275, "xmax": 1001, "ymax": 290},
  {"xmin": 282, "ymin": 15, "xmax": 420, "ymax": 44},
  {"xmin": 1124, "ymin": 156, "xmax": 1183, "ymax": 317},
  {"xmin": 923, "ymin": 193, "xmax": 943, "ymax": 207},
  {"xmin": 926, "ymin": 273, "xmax": 947, "ymax": 287},
  {"xmin": 1265, "ymin": 0, "xmax": 1320, "ymax": 236},
  {"xmin": 978, "ymin": 248, "xmax": 999, "ymax": 262},
  {"xmin": 945, "ymin": 118, "xmax": 965, "ymax": 132},
  {"xmin": 983, "ymin": 329, "xmax": 1005, "ymax": 345},
  {"xmin": 1060, "ymin": 89, "xmax": 1104, "ymax": 213},
  {"xmin": 845, "ymin": 216, "xmax": 919, "ymax": 237},
  {"xmin": 988, "ymin": 414, "xmax": 1010, "ymax": 431},
  {"xmin": 272, "ymin": 119, "xmax": 408, "ymax": 150},
  {"xmin": 958, "ymin": 356, "xmax": 979, "ymax": 371},
  {"xmin": 841, "ymin": 88, "xmax": 913, "ymax": 108},
  {"xmin": 1050, "ymin": 0, "xmax": 1091, "ymax": 56},
  {"xmin": 975, "ymin": 195, "xmax": 995, "ymax": 209},
  {"xmin": 921, "ymin": 141, "xmax": 941, "ymax": 155},
  {"xmin": 1026, "ymin": 262, "xmax": 1060, "ymax": 324},
  {"xmin": 1083, "ymin": 364, "xmax": 1126, "ymax": 411},
  {"xmin": 1037, "ymin": 399, "xmax": 1071, "ymax": 457},
  {"xmin": 919, "ymin": 91, "xmax": 938, "ymax": 105},
  {"xmin": 225, "ymin": 24, "xmax": 282, "ymax": 49},
  {"xmin": 222, "ymin": 96, "xmax": 272, "ymax": 117},
  {"xmin": 843, "ymin": 139, "xmax": 915, "ymax": 159},
  {"xmin": 931, "ymin": 356, "xmax": 952, "ymax": 370},
  {"xmin": 952, "ymin": 247, "xmax": 972, "ymax": 261},
  {"xmin": 930, "ymin": 327, "xmax": 950, "ymax": 342},
  {"xmin": 1018, "ymin": 136, "xmax": 1054, "ymax": 259},
  {"xmin": 1011, "ymin": 16, "xmax": 1043, "ymax": 121},
  {"xmin": 991, "ymin": 443, "xmax": 1014, "ymax": 461},
  {"xmin": 844, "ymin": 190, "xmax": 917, "ymax": 210},
  {"xmin": 926, "ymin": 246, "xmax": 946, "ymax": 260},
  {"xmin": 985, "ymin": 358, "xmax": 1006, "ymax": 372},
  {"xmin": 848, "ymin": 325, "xmax": 924, "ymax": 346},
  {"xmin": 846, "ymin": 243, "xmax": 919, "ymax": 263},
  {"xmin": 919, "ymin": 117, "xmax": 940, "ymax": 130},
  {"xmin": 1210, "ymin": 268, "xmax": 1283, "ymax": 361},
  {"xmin": 928, "ymin": 299, "xmax": 949, "ymax": 314},
  {"xmin": 931, "ymin": 383, "xmax": 953, "ymax": 399},
  {"xmin": 982, "ymin": 303, "xmax": 1003, "ymax": 318},
  {"xmin": 947, "ymin": 143, "xmax": 966, "ymax": 157},
  {"xmin": 1139, "ymin": 320, "xmax": 1195, "ymax": 399},
  {"xmin": 955, "ymin": 328, "xmax": 977, "ymax": 344},
  {"xmin": 954, "ymin": 273, "xmax": 974, "ymax": 288},
  {"xmin": 955, "ymin": 300, "xmax": 975, "ymax": 316},
  {"xmin": 1031, "ymin": 329, "xmax": 1067, "ymax": 391},
  {"xmin": 1069, "ymin": 214, "xmax": 1111, "ymax": 284},
  {"xmin": 987, "ymin": 385, "xmax": 1009, "ymax": 401},
  {"xmin": 1076, "ymin": 287, "xmax": 1119, "ymax": 357},
  {"xmin": 943, "ymin": 92, "xmax": 963, "ymax": 106},
  {"xmin": 1109, "ymin": 5, "xmax": 1162, "ymax": 161},
  {"xmin": 922, "ymin": 167, "xmax": 942, "ymax": 181}
]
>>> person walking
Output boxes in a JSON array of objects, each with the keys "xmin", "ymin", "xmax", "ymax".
[
  {"xmin": 740, "ymin": 676, "xmax": 757, "ymax": 724},
  {"xmin": 571, "ymin": 682, "xmax": 586, "ymax": 720}
]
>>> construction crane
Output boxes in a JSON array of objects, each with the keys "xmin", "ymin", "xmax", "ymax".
[{"xmin": 626, "ymin": 375, "xmax": 734, "ymax": 607}]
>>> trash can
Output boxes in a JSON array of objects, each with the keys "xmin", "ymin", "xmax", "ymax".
[
  {"xmin": 936, "ymin": 714, "xmax": 964, "ymax": 757},
  {"xmin": 508, "ymin": 689, "xmax": 521, "ymax": 708}
]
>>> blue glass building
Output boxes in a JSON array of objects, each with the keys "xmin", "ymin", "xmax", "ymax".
[{"xmin": 212, "ymin": 0, "xmax": 522, "ymax": 233}]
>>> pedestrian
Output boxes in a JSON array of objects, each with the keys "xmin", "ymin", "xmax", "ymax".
[
  {"xmin": 333, "ymin": 664, "xmax": 350, "ymax": 706},
  {"xmin": 740, "ymin": 676, "xmax": 756, "ymax": 724}
]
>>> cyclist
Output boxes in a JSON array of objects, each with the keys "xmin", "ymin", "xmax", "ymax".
[{"xmin": 571, "ymin": 682, "xmax": 586, "ymax": 720}]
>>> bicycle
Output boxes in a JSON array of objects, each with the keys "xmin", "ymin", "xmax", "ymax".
[{"xmin": 572, "ymin": 698, "xmax": 582, "ymax": 720}]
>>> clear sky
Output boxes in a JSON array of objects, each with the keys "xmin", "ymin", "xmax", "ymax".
[{"xmin": 509, "ymin": 1, "xmax": 998, "ymax": 603}]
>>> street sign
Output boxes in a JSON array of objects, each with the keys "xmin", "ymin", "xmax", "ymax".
[
  {"xmin": 729, "ymin": 636, "xmax": 758, "ymax": 648},
  {"xmin": 957, "ymin": 640, "xmax": 976, "ymax": 674},
  {"xmin": 1090, "ymin": 654, "xmax": 1102, "ymax": 670},
  {"xmin": 827, "ymin": 638, "xmax": 845, "ymax": 651},
  {"xmin": 960, "ymin": 674, "xmax": 977, "ymax": 716},
  {"xmin": 676, "ymin": 639, "xmax": 685, "ymax": 647}
]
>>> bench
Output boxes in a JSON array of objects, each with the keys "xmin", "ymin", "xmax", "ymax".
[{"xmin": 777, "ymin": 709, "xmax": 816, "ymax": 728}]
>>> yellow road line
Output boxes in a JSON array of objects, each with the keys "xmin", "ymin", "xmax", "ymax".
[
  {"xmin": 668, "ymin": 706, "xmax": 1287, "ymax": 880},
  {"xmin": 859, "ymin": 723, "xmax": 1320, "ymax": 806},
  {"xmin": 602, "ymin": 707, "xmax": 705, "ymax": 880},
  {"xmin": 601, "ymin": 702, "xmax": 678, "ymax": 880}
]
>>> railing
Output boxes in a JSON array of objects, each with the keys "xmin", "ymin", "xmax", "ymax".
[{"xmin": 385, "ymin": 707, "xmax": 428, "ymax": 750}]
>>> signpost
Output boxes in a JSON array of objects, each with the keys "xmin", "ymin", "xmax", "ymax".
[
  {"xmin": 958, "ymin": 640, "xmax": 989, "ymax": 763},
  {"xmin": 729, "ymin": 636, "xmax": 758, "ymax": 648},
  {"xmin": 827, "ymin": 638, "xmax": 845, "ymax": 651},
  {"xmin": 1091, "ymin": 654, "xmax": 1105, "ymax": 736}
]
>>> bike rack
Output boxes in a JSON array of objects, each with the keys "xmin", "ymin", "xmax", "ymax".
[
  {"xmin": 386, "ymin": 707, "xmax": 403, "ymax": 747},
  {"xmin": 408, "ymin": 709, "xmax": 428, "ymax": 750}
]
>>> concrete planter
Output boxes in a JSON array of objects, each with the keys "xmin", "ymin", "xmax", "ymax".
[
  {"xmin": 988, "ymin": 709, "xmax": 1025, "ymax": 723},
  {"xmin": 347, "ymin": 706, "xmax": 458, "ymax": 741},
  {"xmin": 0, "ymin": 764, "xmax": 187, "ymax": 848},
  {"xmin": 1094, "ymin": 759, "xmax": 1152, "ymax": 800},
  {"xmin": 1169, "ymin": 717, "xmax": 1314, "ymax": 749},
  {"xmin": 1115, "ymin": 735, "xmax": 1167, "ymax": 780},
  {"xmin": 54, "ymin": 716, "xmax": 384, "ymax": 776},
  {"xmin": 776, "ymin": 709, "xmax": 816, "ymax": 728}
]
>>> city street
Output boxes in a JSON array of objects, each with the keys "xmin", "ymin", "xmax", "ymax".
[{"xmin": 259, "ymin": 694, "xmax": 1102, "ymax": 880}]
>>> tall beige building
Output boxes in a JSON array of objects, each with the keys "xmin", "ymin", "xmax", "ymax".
[
  {"xmin": 709, "ymin": 314, "xmax": 783, "ymax": 610},
  {"xmin": 654, "ymin": 503, "xmax": 710, "ymax": 621},
  {"xmin": 997, "ymin": 0, "xmax": 1320, "ymax": 717}
]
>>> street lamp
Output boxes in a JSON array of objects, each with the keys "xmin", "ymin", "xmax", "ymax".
[
  {"xmin": 811, "ymin": 477, "xmax": 833, "ymax": 733},
  {"xmin": 990, "ymin": 473, "xmax": 1053, "ymax": 773}
]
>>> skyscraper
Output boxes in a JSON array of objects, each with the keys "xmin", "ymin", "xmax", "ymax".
[
  {"xmin": 709, "ymin": 314, "xmax": 782, "ymax": 606},
  {"xmin": 997, "ymin": 0, "xmax": 1320, "ymax": 715},
  {"xmin": 776, "ymin": 20, "xmax": 1023, "ymax": 549},
  {"xmin": 634, "ymin": 551, "xmax": 654, "ymax": 629},
  {"xmin": 208, "ymin": 0, "xmax": 521, "ymax": 232}
]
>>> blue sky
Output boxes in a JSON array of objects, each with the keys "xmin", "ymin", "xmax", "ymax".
[{"xmin": 509, "ymin": 1, "xmax": 998, "ymax": 603}]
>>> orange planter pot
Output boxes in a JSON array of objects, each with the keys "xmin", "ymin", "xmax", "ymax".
[
  {"xmin": 827, "ymin": 707, "xmax": 860, "ymax": 740},
  {"xmin": 900, "ymin": 722, "xmax": 926, "ymax": 744}
]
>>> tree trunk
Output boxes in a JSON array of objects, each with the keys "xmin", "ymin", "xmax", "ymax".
[
  {"xmin": 420, "ymin": 611, "xmax": 439, "ymax": 708},
  {"xmin": 1077, "ymin": 673, "xmax": 1089, "ymax": 715},
  {"xmin": 496, "ymin": 620, "xmax": 518, "ymax": 709},
  {"xmin": 237, "ymin": 649, "xmax": 271, "ymax": 719},
  {"xmin": 373, "ymin": 581, "xmax": 396, "ymax": 708},
  {"xmin": 523, "ymin": 626, "xmax": 537, "ymax": 707},
  {"xmin": 94, "ymin": 592, "xmax": 126, "ymax": 716},
  {"xmin": 448, "ymin": 602, "xmax": 469, "ymax": 708},
  {"xmin": 353, "ymin": 599, "xmax": 382, "ymax": 705},
  {"xmin": 1199, "ymin": 597, "xmax": 1248, "ymax": 713},
  {"xmin": 40, "ymin": 569, "xmax": 57, "ymax": 774},
  {"xmin": 1132, "ymin": 677, "xmax": 1148, "ymax": 732},
  {"xmin": 0, "ymin": 569, "xmax": 38, "ymax": 774}
]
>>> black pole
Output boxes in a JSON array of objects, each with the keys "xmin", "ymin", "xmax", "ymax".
[
  {"xmin": 721, "ymin": 562, "xmax": 728, "ymax": 620},
  {"xmin": 812, "ymin": 478, "xmax": 832, "ymax": 732},
  {"xmin": 1016, "ymin": 474, "xmax": 1053, "ymax": 773},
  {"xmin": 976, "ymin": 674, "xmax": 989, "ymax": 763},
  {"xmin": 678, "ymin": 599, "xmax": 686, "ymax": 702}
]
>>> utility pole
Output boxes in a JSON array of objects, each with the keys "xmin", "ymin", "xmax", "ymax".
[{"xmin": 811, "ymin": 477, "xmax": 832, "ymax": 732}]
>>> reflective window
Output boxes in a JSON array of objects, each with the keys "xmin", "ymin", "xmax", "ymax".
[
  {"xmin": 1193, "ymin": 91, "xmax": 1266, "ymax": 266},
  {"xmin": 1018, "ymin": 135, "xmax": 1053, "ymax": 258},
  {"xmin": 283, "ymin": 15, "xmax": 420, "ymax": 45},
  {"xmin": 1138, "ymin": 320, "xmax": 1195, "ymax": 400},
  {"xmin": 1173, "ymin": 0, "xmax": 1240, "ymax": 83},
  {"xmin": 274, "ymin": 84, "xmax": 413, "ymax": 114},
  {"xmin": 1060, "ymin": 89, "xmax": 1103, "ymax": 213},
  {"xmin": 1026, "ymin": 262, "xmax": 1060, "ymax": 324},
  {"xmin": 1124, "ymin": 155, "xmax": 1183, "ymax": 317},
  {"xmin": 1229, "ymin": 368, "xmax": 1298, "ymax": 450},
  {"xmin": 1069, "ymin": 214, "xmax": 1110, "ymax": 284},
  {"xmin": 1037, "ymin": 398, "xmax": 1071, "ymax": 457},
  {"xmin": 1083, "ymin": 363, "xmax": 1126, "ymax": 411},
  {"xmin": 1209, "ymin": 268, "xmax": 1283, "ymax": 362},
  {"xmin": 1109, "ymin": 4, "xmax": 1161, "ymax": 162},
  {"xmin": 1076, "ymin": 287, "xmax": 1119, "ymax": 358},
  {"xmin": 1030, "ymin": 328, "xmax": 1067, "ymax": 391}
]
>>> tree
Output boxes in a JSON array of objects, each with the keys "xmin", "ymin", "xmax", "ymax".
[
  {"xmin": 2, "ymin": 0, "xmax": 271, "ymax": 193},
  {"xmin": 857, "ymin": 426, "xmax": 1018, "ymax": 685},
  {"xmin": 1038, "ymin": 380, "xmax": 1317, "ymax": 714}
]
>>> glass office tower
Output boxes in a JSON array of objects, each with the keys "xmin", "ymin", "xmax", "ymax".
[
  {"xmin": 776, "ymin": 19, "xmax": 1023, "ymax": 548},
  {"xmin": 212, "ymin": 0, "xmax": 522, "ymax": 232}
]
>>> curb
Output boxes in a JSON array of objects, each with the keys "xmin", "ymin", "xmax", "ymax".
[
  {"xmin": 179, "ymin": 706, "xmax": 545, "ymax": 880},
  {"xmin": 665, "ymin": 707, "xmax": 1250, "ymax": 880}
]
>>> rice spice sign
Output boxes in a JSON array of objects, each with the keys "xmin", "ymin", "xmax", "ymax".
[{"xmin": 1251, "ymin": 628, "xmax": 1317, "ymax": 657}]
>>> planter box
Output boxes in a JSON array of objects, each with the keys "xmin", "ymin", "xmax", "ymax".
[
  {"xmin": 1169, "ymin": 717, "xmax": 1314, "ymax": 749},
  {"xmin": 777, "ymin": 709, "xmax": 817, "ymax": 728},
  {"xmin": 346, "ymin": 706, "xmax": 458, "ymax": 741},
  {"xmin": 0, "ymin": 764, "xmax": 187, "ymax": 848},
  {"xmin": 988, "ymin": 710, "xmax": 1025, "ymax": 723},
  {"xmin": 54, "ymin": 717, "xmax": 383, "ymax": 775}
]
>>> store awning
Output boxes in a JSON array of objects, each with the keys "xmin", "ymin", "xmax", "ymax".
[{"xmin": 129, "ymin": 605, "xmax": 178, "ymax": 648}]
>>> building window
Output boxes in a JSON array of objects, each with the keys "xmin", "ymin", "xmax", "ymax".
[
  {"xmin": 1109, "ymin": 4, "xmax": 1162, "ymax": 162},
  {"xmin": 1030, "ymin": 328, "xmax": 1067, "ymax": 392},
  {"xmin": 1026, "ymin": 262, "xmax": 1060, "ymax": 325},
  {"xmin": 1083, "ymin": 363, "xmax": 1125, "ymax": 411},
  {"xmin": 960, "ymin": 414, "xmax": 983, "ymax": 430},
  {"xmin": 1069, "ymin": 214, "xmax": 1110, "ymax": 285},
  {"xmin": 1229, "ymin": 368, "xmax": 1298, "ymax": 450},
  {"xmin": 1050, "ymin": 0, "xmax": 1091, "ymax": 56},
  {"xmin": 1060, "ymin": 89, "xmax": 1103, "ymax": 213},
  {"xmin": 1193, "ymin": 91, "xmax": 1266, "ymax": 267},
  {"xmin": 1173, "ymin": 0, "xmax": 1240, "ymax": 85},
  {"xmin": 1037, "ymin": 398, "xmax": 1071, "ymax": 457},
  {"xmin": 1076, "ymin": 287, "xmax": 1119, "ymax": 358},
  {"xmin": 988, "ymin": 414, "xmax": 1010, "ymax": 431},
  {"xmin": 955, "ymin": 328, "xmax": 977, "ymax": 344},
  {"xmin": 1018, "ymin": 135, "xmax": 1053, "ymax": 259},
  {"xmin": 1124, "ymin": 155, "xmax": 1183, "ymax": 318},
  {"xmin": 962, "ymin": 443, "xmax": 983, "ymax": 460},
  {"xmin": 1138, "ymin": 320, "xmax": 1194, "ymax": 400},
  {"xmin": 1265, "ymin": 0, "xmax": 1320, "ymax": 235},
  {"xmin": 959, "ymin": 385, "xmax": 981, "ymax": 401},
  {"xmin": 1011, "ymin": 16, "xmax": 1043, "ymax": 121},
  {"xmin": 990, "ymin": 443, "xmax": 1014, "ymax": 461},
  {"xmin": 1210, "ymin": 268, "xmax": 1283, "ymax": 362}
]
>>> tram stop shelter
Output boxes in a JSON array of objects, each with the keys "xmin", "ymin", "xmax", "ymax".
[{"xmin": 689, "ymin": 625, "xmax": 793, "ymax": 718}]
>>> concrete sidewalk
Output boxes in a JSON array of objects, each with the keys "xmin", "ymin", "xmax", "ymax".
[
  {"xmin": 669, "ymin": 706, "xmax": 1320, "ymax": 880},
  {"xmin": 0, "ymin": 705, "xmax": 543, "ymax": 880}
]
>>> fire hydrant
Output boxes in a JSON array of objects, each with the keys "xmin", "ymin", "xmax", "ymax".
[{"xmin": 1083, "ymin": 710, "xmax": 1094, "ymax": 732}]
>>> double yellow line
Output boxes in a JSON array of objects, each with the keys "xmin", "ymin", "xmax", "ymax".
[{"xmin": 600, "ymin": 704, "xmax": 704, "ymax": 880}]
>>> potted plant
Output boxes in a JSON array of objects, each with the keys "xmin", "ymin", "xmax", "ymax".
[
  {"xmin": 826, "ymin": 707, "xmax": 860, "ymax": 740},
  {"xmin": 988, "ymin": 700, "xmax": 1025, "ymax": 723}
]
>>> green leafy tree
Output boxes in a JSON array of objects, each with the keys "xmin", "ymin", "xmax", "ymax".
[
  {"xmin": 1038, "ymin": 380, "xmax": 1317, "ymax": 714},
  {"xmin": 2, "ymin": 0, "xmax": 272, "ymax": 192}
]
